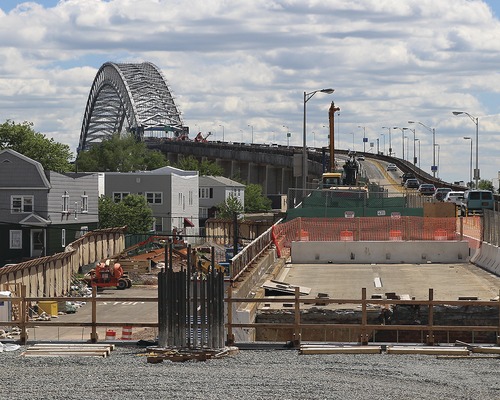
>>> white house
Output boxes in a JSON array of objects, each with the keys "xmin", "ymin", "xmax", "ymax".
[{"xmin": 103, "ymin": 166, "xmax": 199, "ymax": 242}]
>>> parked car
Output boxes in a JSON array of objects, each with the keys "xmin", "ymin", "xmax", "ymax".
[
  {"xmin": 433, "ymin": 187, "xmax": 451, "ymax": 201},
  {"xmin": 387, "ymin": 163, "xmax": 397, "ymax": 172},
  {"xmin": 404, "ymin": 178, "xmax": 420, "ymax": 189},
  {"xmin": 460, "ymin": 190, "xmax": 494, "ymax": 216},
  {"xmin": 418, "ymin": 184, "xmax": 436, "ymax": 195},
  {"xmin": 443, "ymin": 191, "xmax": 465, "ymax": 206},
  {"xmin": 357, "ymin": 155, "xmax": 365, "ymax": 161}
]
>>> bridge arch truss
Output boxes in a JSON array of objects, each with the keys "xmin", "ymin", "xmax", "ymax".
[{"xmin": 78, "ymin": 62, "xmax": 184, "ymax": 152}]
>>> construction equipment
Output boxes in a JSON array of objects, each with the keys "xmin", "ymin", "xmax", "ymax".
[
  {"xmin": 83, "ymin": 260, "xmax": 132, "ymax": 290},
  {"xmin": 194, "ymin": 132, "xmax": 212, "ymax": 142}
]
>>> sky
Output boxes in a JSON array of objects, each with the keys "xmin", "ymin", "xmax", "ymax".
[{"xmin": 1, "ymin": 0, "xmax": 500, "ymax": 186}]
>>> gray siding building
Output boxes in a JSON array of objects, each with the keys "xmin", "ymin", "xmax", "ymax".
[
  {"xmin": 103, "ymin": 166, "xmax": 199, "ymax": 242},
  {"xmin": 0, "ymin": 149, "xmax": 99, "ymax": 266}
]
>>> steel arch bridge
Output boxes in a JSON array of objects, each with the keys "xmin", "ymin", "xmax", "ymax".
[{"xmin": 78, "ymin": 62, "xmax": 184, "ymax": 153}]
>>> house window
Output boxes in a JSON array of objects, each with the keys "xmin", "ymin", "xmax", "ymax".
[
  {"xmin": 113, "ymin": 192, "xmax": 130, "ymax": 203},
  {"xmin": 178, "ymin": 192, "xmax": 183, "ymax": 205},
  {"xmin": 153, "ymin": 218, "xmax": 163, "ymax": 232},
  {"xmin": 9, "ymin": 230, "xmax": 22, "ymax": 249},
  {"xmin": 81, "ymin": 192, "xmax": 88, "ymax": 213},
  {"xmin": 62, "ymin": 191, "xmax": 69, "ymax": 213},
  {"xmin": 199, "ymin": 188, "xmax": 214, "ymax": 199},
  {"xmin": 61, "ymin": 229, "xmax": 66, "ymax": 247},
  {"xmin": 146, "ymin": 192, "xmax": 162, "ymax": 204},
  {"xmin": 189, "ymin": 190, "xmax": 193, "ymax": 205},
  {"xmin": 200, "ymin": 207, "xmax": 208, "ymax": 218},
  {"xmin": 11, "ymin": 195, "xmax": 33, "ymax": 213}
]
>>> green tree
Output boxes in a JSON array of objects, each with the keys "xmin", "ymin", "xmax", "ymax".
[
  {"xmin": 98, "ymin": 194, "xmax": 154, "ymax": 233},
  {"xmin": 0, "ymin": 120, "xmax": 73, "ymax": 171},
  {"xmin": 244, "ymin": 183, "xmax": 272, "ymax": 213},
  {"xmin": 477, "ymin": 179, "xmax": 494, "ymax": 191},
  {"xmin": 175, "ymin": 155, "xmax": 223, "ymax": 176},
  {"xmin": 76, "ymin": 133, "xmax": 168, "ymax": 172},
  {"xmin": 216, "ymin": 194, "xmax": 244, "ymax": 219}
]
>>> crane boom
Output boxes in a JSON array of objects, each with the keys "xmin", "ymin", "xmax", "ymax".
[{"xmin": 328, "ymin": 102, "xmax": 341, "ymax": 172}]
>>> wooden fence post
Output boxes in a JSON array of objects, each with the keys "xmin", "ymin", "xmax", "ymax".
[
  {"xmin": 225, "ymin": 285, "xmax": 234, "ymax": 345},
  {"xmin": 19, "ymin": 285, "xmax": 27, "ymax": 345},
  {"xmin": 427, "ymin": 288, "xmax": 434, "ymax": 346},
  {"xmin": 293, "ymin": 286, "xmax": 301, "ymax": 346},
  {"xmin": 361, "ymin": 287, "xmax": 368, "ymax": 345},
  {"xmin": 90, "ymin": 286, "xmax": 98, "ymax": 343}
]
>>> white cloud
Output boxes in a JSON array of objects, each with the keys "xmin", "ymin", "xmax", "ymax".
[{"xmin": 0, "ymin": 0, "xmax": 499, "ymax": 183}]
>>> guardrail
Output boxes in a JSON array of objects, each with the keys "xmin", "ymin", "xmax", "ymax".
[{"xmin": 229, "ymin": 226, "xmax": 274, "ymax": 282}]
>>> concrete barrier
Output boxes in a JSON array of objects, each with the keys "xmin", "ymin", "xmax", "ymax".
[
  {"xmin": 291, "ymin": 241, "xmax": 469, "ymax": 264},
  {"xmin": 471, "ymin": 242, "xmax": 500, "ymax": 276}
]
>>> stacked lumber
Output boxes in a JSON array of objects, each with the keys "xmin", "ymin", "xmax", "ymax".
[{"xmin": 22, "ymin": 343, "xmax": 115, "ymax": 358}]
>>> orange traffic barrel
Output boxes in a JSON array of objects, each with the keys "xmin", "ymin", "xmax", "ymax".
[
  {"xmin": 389, "ymin": 230, "xmax": 402, "ymax": 241},
  {"xmin": 121, "ymin": 326, "xmax": 133, "ymax": 340},
  {"xmin": 340, "ymin": 230, "xmax": 354, "ymax": 241},
  {"xmin": 105, "ymin": 329, "xmax": 116, "ymax": 341}
]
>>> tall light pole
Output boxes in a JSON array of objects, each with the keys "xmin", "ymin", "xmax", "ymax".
[
  {"xmin": 404, "ymin": 136, "xmax": 409, "ymax": 161},
  {"xmin": 381, "ymin": 126, "xmax": 392, "ymax": 156},
  {"xmin": 453, "ymin": 111, "xmax": 479, "ymax": 188},
  {"xmin": 463, "ymin": 136, "xmax": 473, "ymax": 187},
  {"xmin": 303, "ymin": 88, "xmax": 334, "ymax": 190},
  {"xmin": 415, "ymin": 138, "xmax": 421, "ymax": 169},
  {"xmin": 380, "ymin": 133, "xmax": 385, "ymax": 155},
  {"xmin": 393, "ymin": 127, "xmax": 408, "ymax": 160},
  {"xmin": 219, "ymin": 124, "xmax": 225, "ymax": 142},
  {"xmin": 407, "ymin": 128, "xmax": 416, "ymax": 165},
  {"xmin": 408, "ymin": 120, "xmax": 436, "ymax": 177},
  {"xmin": 434, "ymin": 144, "xmax": 440, "ymax": 179},
  {"xmin": 248, "ymin": 124, "xmax": 254, "ymax": 144},
  {"xmin": 358, "ymin": 125, "xmax": 366, "ymax": 152},
  {"xmin": 283, "ymin": 125, "xmax": 290, "ymax": 148}
]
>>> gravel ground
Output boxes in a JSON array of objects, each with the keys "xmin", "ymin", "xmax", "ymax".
[{"xmin": 1, "ymin": 345, "xmax": 499, "ymax": 400}]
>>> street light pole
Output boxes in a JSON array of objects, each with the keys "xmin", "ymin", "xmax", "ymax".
[
  {"xmin": 453, "ymin": 111, "xmax": 479, "ymax": 188},
  {"xmin": 408, "ymin": 120, "xmax": 436, "ymax": 177},
  {"xmin": 219, "ymin": 124, "xmax": 224, "ymax": 142},
  {"xmin": 283, "ymin": 125, "xmax": 290, "ymax": 148},
  {"xmin": 434, "ymin": 144, "xmax": 440, "ymax": 179},
  {"xmin": 393, "ymin": 127, "xmax": 408, "ymax": 160},
  {"xmin": 381, "ymin": 127, "xmax": 392, "ymax": 156},
  {"xmin": 248, "ymin": 124, "xmax": 254, "ymax": 144},
  {"xmin": 358, "ymin": 125, "xmax": 366, "ymax": 153},
  {"xmin": 463, "ymin": 136, "xmax": 473, "ymax": 187},
  {"xmin": 380, "ymin": 133, "xmax": 385, "ymax": 155},
  {"xmin": 407, "ymin": 128, "xmax": 416, "ymax": 165},
  {"xmin": 303, "ymin": 88, "xmax": 334, "ymax": 190},
  {"xmin": 415, "ymin": 138, "xmax": 421, "ymax": 169}
]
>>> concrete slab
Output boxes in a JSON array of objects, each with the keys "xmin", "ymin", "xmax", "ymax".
[
  {"xmin": 387, "ymin": 346, "xmax": 469, "ymax": 355},
  {"xmin": 270, "ymin": 261, "xmax": 500, "ymax": 307}
]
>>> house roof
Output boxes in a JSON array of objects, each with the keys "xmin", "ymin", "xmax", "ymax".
[
  {"xmin": 0, "ymin": 148, "xmax": 51, "ymax": 189},
  {"xmin": 199, "ymin": 176, "xmax": 245, "ymax": 188}
]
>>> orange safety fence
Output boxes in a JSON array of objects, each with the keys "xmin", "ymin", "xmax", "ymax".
[
  {"xmin": 272, "ymin": 216, "xmax": 468, "ymax": 256},
  {"xmin": 459, "ymin": 215, "xmax": 483, "ymax": 249}
]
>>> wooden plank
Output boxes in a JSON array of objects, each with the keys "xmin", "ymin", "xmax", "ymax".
[
  {"xmin": 30, "ymin": 343, "xmax": 115, "ymax": 351},
  {"xmin": 387, "ymin": 346, "xmax": 469, "ymax": 355},
  {"xmin": 26, "ymin": 347, "xmax": 111, "ymax": 356},
  {"xmin": 300, "ymin": 346, "xmax": 381, "ymax": 355},
  {"xmin": 471, "ymin": 346, "xmax": 500, "ymax": 354},
  {"xmin": 23, "ymin": 351, "xmax": 108, "ymax": 357}
]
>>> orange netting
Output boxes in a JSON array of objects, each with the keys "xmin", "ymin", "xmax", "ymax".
[{"xmin": 272, "ymin": 216, "xmax": 479, "ymax": 257}]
